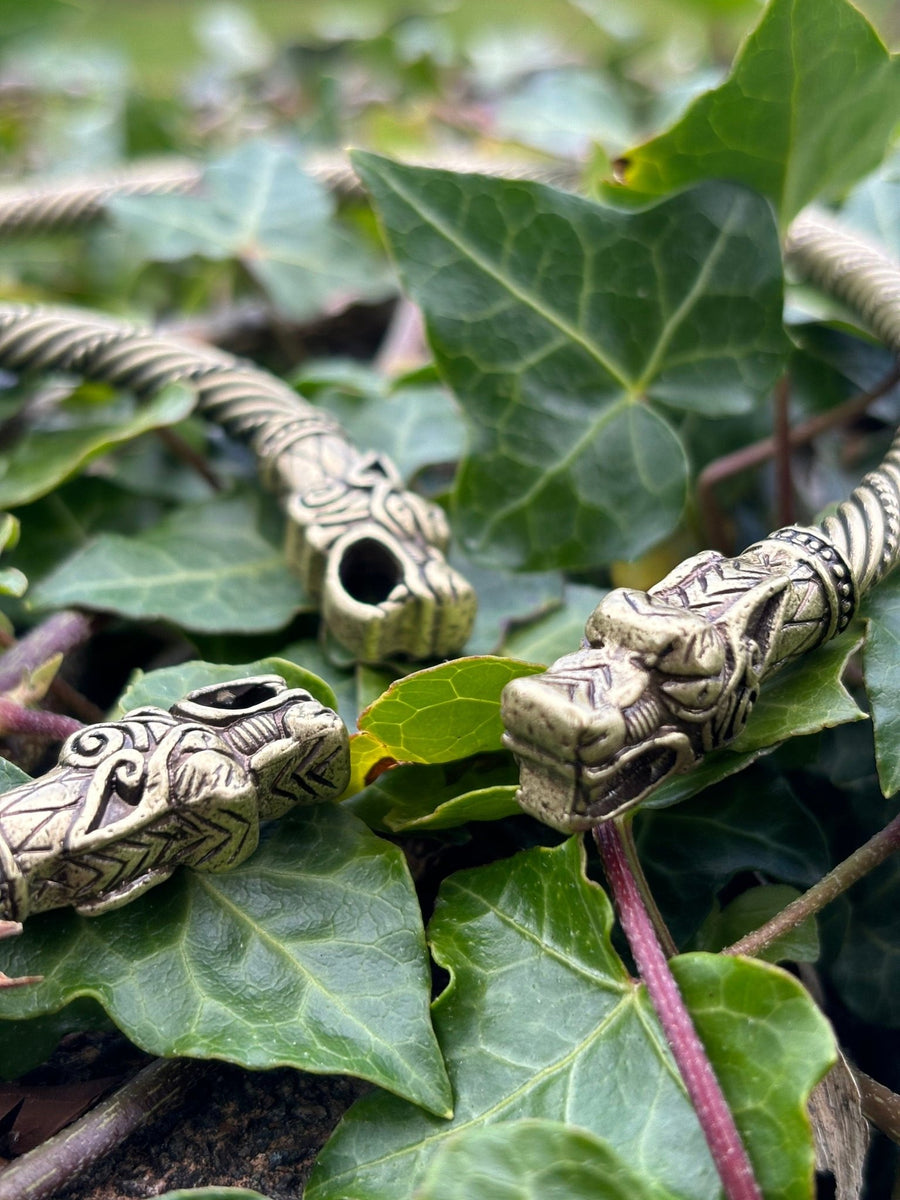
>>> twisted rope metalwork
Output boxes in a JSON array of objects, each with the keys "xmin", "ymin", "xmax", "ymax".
[{"xmin": 787, "ymin": 213, "xmax": 900, "ymax": 596}]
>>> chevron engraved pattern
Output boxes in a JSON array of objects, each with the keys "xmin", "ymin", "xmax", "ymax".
[{"xmin": 0, "ymin": 676, "xmax": 349, "ymax": 922}]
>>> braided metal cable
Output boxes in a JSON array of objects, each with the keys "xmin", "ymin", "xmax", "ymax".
[
  {"xmin": 0, "ymin": 152, "xmax": 579, "ymax": 239},
  {"xmin": 0, "ymin": 160, "xmax": 201, "ymax": 237},
  {"xmin": 0, "ymin": 303, "xmax": 339, "ymax": 474},
  {"xmin": 786, "ymin": 213, "xmax": 900, "ymax": 595}
]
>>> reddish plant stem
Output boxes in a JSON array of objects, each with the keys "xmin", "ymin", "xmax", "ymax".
[
  {"xmin": 0, "ymin": 611, "xmax": 93, "ymax": 694},
  {"xmin": 594, "ymin": 820, "xmax": 762, "ymax": 1200},
  {"xmin": 0, "ymin": 698, "xmax": 82, "ymax": 741},
  {"xmin": 617, "ymin": 818, "xmax": 678, "ymax": 959},
  {"xmin": 725, "ymin": 811, "xmax": 900, "ymax": 959},
  {"xmin": 0, "ymin": 1057, "xmax": 201, "ymax": 1200}
]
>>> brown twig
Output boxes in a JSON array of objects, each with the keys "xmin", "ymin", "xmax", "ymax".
[
  {"xmin": 724, "ymin": 811, "xmax": 900, "ymax": 959},
  {"xmin": 697, "ymin": 363, "xmax": 900, "ymax": 549},
  {"xmin": 154, "ymin": 426, "xmax": 223, "ymax": 493},
  {"xmin": 853, "ymin": 1068, "xmax": 900, "ymax": 1145},
  {"xmin": 0, "ymin": 1058, "xmax": 202, "ymax": 1200}
]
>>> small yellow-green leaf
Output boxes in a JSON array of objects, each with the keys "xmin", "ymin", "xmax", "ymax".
[{"xmin": 357, "ymin": 656, "xmax": 544, "ymax": 763}]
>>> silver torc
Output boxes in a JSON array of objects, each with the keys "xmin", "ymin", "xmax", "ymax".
[
  {"xmin": 0, "ymin": 676, "xmax": 349, "ymax": 922},
  {"xmin": 503, "ymin": 214, "xmax": 900, "ymax": 832}
]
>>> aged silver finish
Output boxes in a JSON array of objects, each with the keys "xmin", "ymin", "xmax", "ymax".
[
  {"xmin": 0, "ymin": 675, "xmax": 349, "ymax": 922},
  {"xmin": 503, "ymin": 214, "xmax": 900, "ymax": 831},
  {"xmin": 0, "ymin": 304, "xmax": 476, "ymax": 661}
]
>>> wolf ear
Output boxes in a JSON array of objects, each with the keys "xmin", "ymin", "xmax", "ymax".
[{"xmin": 714, "ymin": 573, "xmax": 790, "ymax": 670}]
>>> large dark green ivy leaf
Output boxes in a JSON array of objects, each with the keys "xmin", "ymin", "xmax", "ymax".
[
  {"xmin": 31, "ymin": 495, "xmax": 306, "ymax": 633},
  {"xmin": 354, "ymin": 153, "xmax": 786, "ymax": 570},
  {"xmin": 307, "ymin": 837, "xmax": 833, "ymax": 1200},
  {"xmin": 636, "ymin": 770, "xmax": 831, "ymax": 946},
  {"xmin": 617, "ymin": 0, "xmax": 900, "ymax": 227},
  {"xmin": 0, "ymin": 805, "xmax": 451, "ymax": 1116},
  {"xmin": 110, "ymin": 140, "xmax": 390, "ymax": 320}
]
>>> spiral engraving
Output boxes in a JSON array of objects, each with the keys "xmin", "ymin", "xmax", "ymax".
[{"xmin": 0, "ymin": 676, "xmax": 350, "ymax": 922}]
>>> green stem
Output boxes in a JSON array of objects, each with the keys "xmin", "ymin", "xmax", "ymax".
[{"xmin": 725, "ymin": 811, "xmax": 900, "ymax": 958}]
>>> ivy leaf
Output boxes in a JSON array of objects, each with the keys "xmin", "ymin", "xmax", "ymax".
[
  {"xmin": 110, "ymin": 140, "xmax": 390, "ymax": 320},
  {"xmin": 0, "ymin": 757, "xmax": 29, "ymax": 791},
  {"xmin": 671, "ymin": 953, "xmax": 834, "ymax": 1199},
  {"xmin": 730, "ymin": 624, "xmax": 866, "ymax": 752},
  {"xmin": 114, "ymin": 656, "xmax": 338, "ymax": 716},
  {"xmin": 839, "ymin": 151, "xmax": 900, "ymax": 254},
  {"xmin": 694, "ymin": 884, "xmax": 820, "ymax": 964},
  {"xmin": 0, "ymin": 997, "xmax": 112, "ymax": 1081},
  {"xmin": 501, "ymin": 582, "xmax": 608, "ymax": 664},
  {"xmin": 357, "ymin": 656, "xmax": 544, "ymax": 763},
  {"xmin": 827, "ymin": 853, "xmax": 900, "ymax": 1028},
  {"xmin": 296, "ymin": 362, "xmax": 466, "ymax": 483},
  {"xmin": 448, "ymin": 552, "xmax": 564, "ymax": 657},
  {"xmin": 637, "ymin": 770, "xmax": 831, "ymax": 946},
  {"xmin": 307, "ymin": 837, "xmax": 833, "ymax": 1200},
  {"xmin": 862, "ymin": 576, "xmax": 900, "ymax": 797},
  {"xmin": 0, "ymin": 384, "xmax": 195, "ymax": 509},
  {"xmin": 616, "ymin": 0, "xmax": 900, "ymax": 227},
  {"xmin": 31, "ymin": 495, "xmax": 307, "ymax": 634},
  {"xmin": 354, "ymin": 153, "xmax": 786, "ymax": 569},
  {"xmin": 0, "ymin": 805, "xmax": 451, "ymax": 1116},
  {"xmin": 157, "ymin": 1191, "xmax": 273, "ymax": 1200},
  {"xmin": 344, "ymin": 757, "xmax": 520, "ymax": 832},
  {"xmin": 494, "ymin": 67, "xmax": 634, "ymax": 156},
  {"xmin": 417, "ymin": 1120, "xmax": 665, "ymax": 1200}
]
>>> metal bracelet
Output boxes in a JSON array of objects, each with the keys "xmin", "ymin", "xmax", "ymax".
[{"xmin": 0, "ymin": 675, "xmax": 349, "ymax": 923}]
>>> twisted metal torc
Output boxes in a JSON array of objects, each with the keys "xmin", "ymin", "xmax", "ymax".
[
  {"xmin": 0, "ymin": 303, "xmax": 476, "ymax": 661},
  {"xmin": 0, "ymin": 675, "xmax": 350, "ymax": 922},
  {"xmin": 502, "ymin": 214, "xmax": 900, "ymax": 831}
]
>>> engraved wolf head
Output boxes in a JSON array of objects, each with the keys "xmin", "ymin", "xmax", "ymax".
[{"xmin": 501, "ymin": 557, "xmax": 789, "ymax": 831}]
